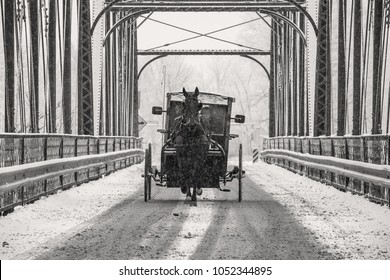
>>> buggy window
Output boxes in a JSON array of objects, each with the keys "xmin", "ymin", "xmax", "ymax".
[
  {"xmin": 200, "ymin": 105, "xmax": 226, "ymax": 135},
  {"xmin": 168, "ymin": 101, "xmax": 184, "ymax": 132}
]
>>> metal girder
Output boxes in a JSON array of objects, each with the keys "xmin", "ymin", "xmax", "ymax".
[
  {"xmin": 29, "ymin": 1, "xmax": 39, "ymax": 133},
  {"xmin": 110, "ymin": 1, "xmax": 302, "ymax": 12},
  {"xmin": 258, "ymin": 8, "xmax": 307, "ymax": 43},
  {"xmin": 337, "ymin": 0, "xmax": 346, "ymax": 136},
  {"xmin": 105, "ymin": 12, "xmax": 112, "ymax": 136},
  {"xmin": 240, "ymin": 55, "xmax": 270, "ymax": 80},
  {"xmin": 298, "ymin": 12, "xmax": 306, "ymax": 136},
  {"xmin": 352, "ymin": 0, "xmax": 362, "ymax": 136},
  {"xmin": 63, "ymin": 0, "xmax": 72, "ymax": 134},
  {"xmin": 78, "ymin": 1, "xmax": 94, "ymax": 135},
  {"xmin": 269, "ymin": 19, "xmax": 277, "ymax": 138},
  {"xmin": 372, "ymin": 0, "xmax": 384, "ymax": 135},
  {"xmin": 314, "ymin": 0, "xmax": 331, "ymax": 137},
  {"xmin": 133, "ymin": 23, "xmax": 139, "ymax": 137},
  {"xmin": 138, "ymin": 55, "xmax": 167, "ymax": 80},
  {"xmin": 137, "ymin": 50, "xmax": 270, "ymax": 56},
  {"xmin": 4, "ymin": 0, "xmax": 15, "ymax": 132},
  {"xmin": 48, "ymin": 0, "xmax": 57, "ymax": 133}
]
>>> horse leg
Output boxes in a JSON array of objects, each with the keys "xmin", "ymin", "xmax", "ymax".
[
  {"xmin": 190, "ymin": 186, "xmax": 197, "ymax": 206},
  {"xmin": 184, "ymin": 183, "xmax": 191, "ymax": 204},
  {"xmin": 191, "ymin": 186, "xmax": 197, "ymax": 201}
]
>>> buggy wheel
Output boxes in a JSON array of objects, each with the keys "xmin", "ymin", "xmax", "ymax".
[
  {"xmin": 144, "ymin": 145, "xmax": 152, "ymax": 202},
  {"xmin": 148, "ymin": 143, "xmax": 152, "ymax": 200},
  {"xmin": 238, "ymin": 143, "xmax": 243, "ymax": 202}
]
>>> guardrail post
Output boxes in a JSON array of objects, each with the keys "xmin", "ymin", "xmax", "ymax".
[
  {"xmin": 75, "ymin": 138, "xmax": 78, "ymax": 184},
  {"xmin": 87, "ymin": 137, "xmax": 90, "ymax": 180},
  {"xmin": 21, "ymin": 137, "xmax": 25, "ymax": 165},
  {"xmin": 44, "ymin": 137, "xmax": 48, "ymax": 194}
]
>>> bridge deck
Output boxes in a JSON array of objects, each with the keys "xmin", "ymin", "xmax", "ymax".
[{"xmin": 1, "ymin": 161, "xmax": 389, "ymax": 260}]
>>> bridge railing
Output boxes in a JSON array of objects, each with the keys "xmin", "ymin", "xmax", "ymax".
[
  {"xmin": 0, "ymin": 134, "xmax": 144, "ymax": 214},
  {"xmin": 261, "ymin": 136, "xmax": 390, "ymax": 207}
]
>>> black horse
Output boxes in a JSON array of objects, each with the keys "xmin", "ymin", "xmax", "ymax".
[{"xmin": 173, "ymin": 87, "xmax": 208, "ymax": 204}]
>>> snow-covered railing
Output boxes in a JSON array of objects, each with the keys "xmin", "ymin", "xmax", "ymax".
[
  {"xmin": 261, "ymin": 136, "xmax": 390, "ymax": 206},
  {"xmin": 0, "ymin": 134, "xmax": 144, "ymax": 214}
]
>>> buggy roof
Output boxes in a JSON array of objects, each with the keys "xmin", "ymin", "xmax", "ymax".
[{"xmin": 168, "ymin": 92, "xmax": 234, "ymax": 105}]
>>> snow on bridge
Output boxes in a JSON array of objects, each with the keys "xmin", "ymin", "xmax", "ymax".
[{"xmin": 0, "ymin": 161, "xmax": 389, "ymax": 260}]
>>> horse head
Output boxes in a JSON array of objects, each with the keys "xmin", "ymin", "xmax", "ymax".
[{"xmin": 182, "ymin": 87, "xmax": 202, "ymax": 127}]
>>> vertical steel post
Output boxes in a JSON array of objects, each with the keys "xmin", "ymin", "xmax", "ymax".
[
  {"xmin": 129, "ymin": 17, "xmax": 134, "ymax": 136},
  {"xmin": 112, "ymin": 12, "xmax": 117, "ymax": 136},
  {"xmin": 132, "ymin": 19, "xmax": 139, "ymax": 137},
  {"xmin": 269, "ymin": 19, "xmax": 276, "ymax": 138},
  {"xmin": 352, "ymin": 0, "xmax": 362, "ymax": 135},
  {"xmin": 286, "ymin": 12, "xmax": 292, "ymax": 136},
  {"xmin": 63, "ymin": 0, "xmax": 72, "ymax": 134},
  {"xmin": 78, "ymin": 0, "xmax": 94, "ymax": 135},
  {"xmin": 125, "ymin": 17, "xmax": 131, "ymax": 136},
  {"xmin": 299, "ymin": 12, "xmax": 306, "ymax": 136},
  {"xmin": 372, "ymin": 0, "xmax": 384, "ymax": 134},
  {"xmin": 278, "ymin": 22, "xmax": 283, "ymax": 136},
  {"xmin": 48, "ymin": 0, "xmax": 56, "ymax": 133},
  {"xmin": 29, "ymin": 0, "xmax": 39, "ymax": 132},
  {"xmin": 105, "ymin": 11, "xmax": 112, "ymax": 136},
  {"xmin": 337, "ymin": 0, "xmax": 346, "ymax": 136},
  {"xmin": 117, "ymin": 13, "xmax": 123, "ymax": 136},
  {"xmin": 314, "ymin": 0, "xmax": 332, "ymax": 136},
  {"xmin": 292, "ymin": 12, "xmax": 298, "ymax": 136},
  {"xmin": 281, "ymin": 21, "xmax": 286, "ymax": 136},
  {"xmin": 4, "ymin": 0, "xmax": 15, "ymax": 132}
]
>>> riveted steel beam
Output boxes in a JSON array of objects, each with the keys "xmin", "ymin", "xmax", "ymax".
[
  {"xmin": 314, "ymin": 0, "xmax": 331, "ymax": 137},
  {"xmin": 48, "ymin": 0, "xmax": 57, "ymax": 133},
  {"xmin": 269, "ymin": 19, "xmax": 277, "ymax": 138},
  {"xmin": 137, "ymin": 50, "xmax": 270, "ymax": 56},
  {"xmin": 63, "ymin": 0, "xmax": 72, "ymax": 134},
  {"xmin": 29, "ymin": 1, "xmax": 39, "ymax": 133},
  {"xmin": 110, "ymin": 2, "xmax": 301, "ymax": 12},
  {"xmin": 78, "ymin": 0, "xmax": 94, "ymax": 135},
  {"xmin": 372, "ymin": 0, "xmax": 384, "ymax": 135},
  {"xmin": 298, "ymin": 12, "xmax": 306, "ymax": 136},
  {"xmin": 4, "ymin": 0, "xmax": 15, "ymax": 132},
  {"xmin": 337, "ymin": 0, "xmax": 346, "ymax": 136},
  {"xmin": 352, "ymin": 0, "xmax": 362, "ymax": 136}
]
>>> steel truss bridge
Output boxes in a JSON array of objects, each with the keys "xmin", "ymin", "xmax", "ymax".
[{"xmin": 1, "ymin": 0, "xmax": 390, "ymax": 213}]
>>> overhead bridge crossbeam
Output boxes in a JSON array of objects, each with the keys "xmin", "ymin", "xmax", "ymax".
[
  {"xmin": 109, "ymin": 1, "xmax": 302, "ymax": 12},
  {"xmin": 137, "ymin": 50, "xmax": 271, "ymax": 56}
]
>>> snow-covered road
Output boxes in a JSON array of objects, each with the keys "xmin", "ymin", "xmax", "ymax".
[{"xmin": 0, "ymin": 161, "xmax": 389, "ymax": 259}]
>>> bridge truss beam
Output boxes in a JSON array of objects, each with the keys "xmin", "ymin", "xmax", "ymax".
[
  {"xmin": 3, "ymin": 0, "xmax": 15, "ymax": 132},
  {"xmin": 137, "ymin": 50, "xmax": 270, "ymax": 56},
  {"xmin": 314, "ymin": 0, "xmax": 331, "ymax": 137},
  {"xmin": 109, "ymin": 1, "xmax": 304, "ymax": 12},
  {"xmin": 78, "ymin": 1, "xmax": 94, "ymax": 135}
]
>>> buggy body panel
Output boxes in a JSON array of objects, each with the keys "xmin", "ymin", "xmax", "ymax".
[{"xmin": 160, "ymin": 91, "xmax": 235, "ymax": 189}]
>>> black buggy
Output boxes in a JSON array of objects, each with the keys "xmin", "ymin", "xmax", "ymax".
[{"xmin": 143, "ymin": 88, "xmax": 245, "ymax": 203}]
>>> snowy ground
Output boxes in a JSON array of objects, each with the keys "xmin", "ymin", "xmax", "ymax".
[
  {"xmin": 246, "ymin": 162, "xmax": 390, "ymax": 259},
  {"xmin": 0, "ymin": 161, "xmax": 389, "ymax": 260},
  {"xmin": 0, "ymin": 165, "xmax": 144, "ymax": 259}
]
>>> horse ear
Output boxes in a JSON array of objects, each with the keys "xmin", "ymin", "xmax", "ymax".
[
  {"xmin": 194, "ymin": 87, "xmax": 199, "ymax": 97},
  {"xmin": 183, "ymin": 87, "xmax": 188, "ymax": 97}
]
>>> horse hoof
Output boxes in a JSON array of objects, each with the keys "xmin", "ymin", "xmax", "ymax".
[
  {"xmin": 181, "ymin": 186, "xmax": 188, "ymax": 194},
  {"xmin": 196, "ymin": 188, "xmax": 203, "ymax": 196}
]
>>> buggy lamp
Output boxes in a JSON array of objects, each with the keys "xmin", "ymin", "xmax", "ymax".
[
  {"xmin": 152, "ymin": 106, "xmax": 166, "ymax": 115},
  {"xmin": 232, "ymin": 114, "xmax": 245, "ymax": 123}
]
